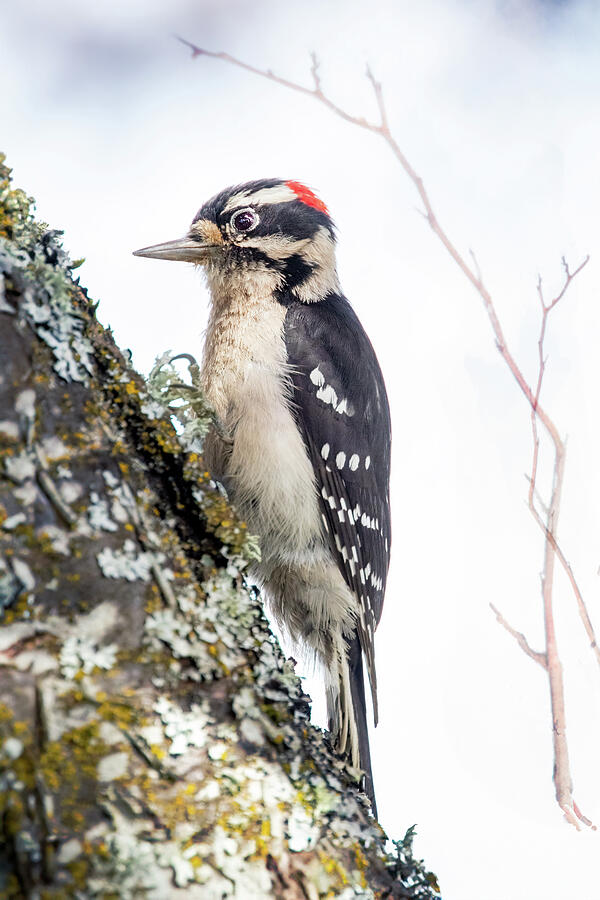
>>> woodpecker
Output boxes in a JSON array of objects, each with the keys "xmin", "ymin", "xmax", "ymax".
[{"xmin": 134, "ymin": 179, "xmax": 391, "ymax": 813}]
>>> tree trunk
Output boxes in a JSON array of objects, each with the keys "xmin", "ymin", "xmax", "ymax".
[{"xmin": 0, "ymin": 155, "xmax": 438, "ymax": 899}]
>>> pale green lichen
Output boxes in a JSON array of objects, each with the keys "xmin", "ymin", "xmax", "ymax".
[{"xmin": 146, "ymin": 351, "xmax": 214, "ymax": 452}]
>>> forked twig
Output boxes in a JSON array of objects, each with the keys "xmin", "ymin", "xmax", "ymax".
[
  {"xmin": 489, "ymin": 603, "xmax": 547, "ymax": 669},
  {"xmin": 178, "ymin": 37, "xmax": 597, "ymax": 828}
]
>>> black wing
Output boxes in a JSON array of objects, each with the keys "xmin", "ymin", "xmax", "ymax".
[{"xmin": 284, "ymin": 292, "xmax": 391, "ymax": 720}]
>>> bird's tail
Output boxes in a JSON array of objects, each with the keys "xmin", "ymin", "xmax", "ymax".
[{"xmin": 326, "ymin": 634, "xmax": 377, "ymax": 816}]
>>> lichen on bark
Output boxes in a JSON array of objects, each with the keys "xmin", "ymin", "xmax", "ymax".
[{"xmin": 0, "ymin": 154, "xmax": 439, "ymax": 899}]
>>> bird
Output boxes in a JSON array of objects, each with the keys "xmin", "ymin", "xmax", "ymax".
[{"xmin": 133, "ymin": 179, "xmax": 391, "ymax": 813}]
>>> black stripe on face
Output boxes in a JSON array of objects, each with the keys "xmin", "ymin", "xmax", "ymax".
[
  {"xmin": 234, "ymin": 200, "xmax": 334, "ymax": 242},
  {"xmin": 225, "ymin": 246, "xmax": 279, "ymax": 270},
  {"xmin": 278, "ymin": 253, "xmax": 315, "ymax": 295},
  {"xmin": 224, "ymin": 246, "xmax": 314, "ymax": 290}
]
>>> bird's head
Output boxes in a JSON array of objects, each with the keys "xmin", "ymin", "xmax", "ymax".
[{"xmin": 133, "ymin": 179, "xmax": 339, "ymax": 303}]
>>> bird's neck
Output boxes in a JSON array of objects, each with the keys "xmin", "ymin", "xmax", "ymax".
[{"xmin": 201, "ymin": 265, "xmax": 287, "ymax": 421}]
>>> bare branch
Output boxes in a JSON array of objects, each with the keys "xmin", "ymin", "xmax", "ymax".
[
  {"xmin": 175, "ymin": 37, "xmax": 376, "ymax": 130},
  {"xmin": 310, "ymin": 52, "xmax": 322, "ymax": 95},
  {"xmin": 525, "ymin": 259, "xmax": 600, "ymax": 668},
  {"xmin": 468, "ymin": 248, "xmax": 483, "ymax": 285},
  {"xmin": 527, "ymin": 498, "xmax": 600, "ymax": 666},
  {"xmin": 365, "ymin": 64, "xmax": 388, "ymax": 131},
  {"xmin": 489, "ymin": 603, "xmax": 547, "ymax": 669}
]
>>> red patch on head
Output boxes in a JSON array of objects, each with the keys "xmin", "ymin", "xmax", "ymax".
[{"xmin": 286, "ymin": 180, "xmax": 329, "ymax": 215}]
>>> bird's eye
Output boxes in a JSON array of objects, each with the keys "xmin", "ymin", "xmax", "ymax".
[{"xmin": 231, "ymin": 208, "xmax": 259, "ymax": 233}]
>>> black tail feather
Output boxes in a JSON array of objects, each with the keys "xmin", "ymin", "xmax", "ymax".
[{"xmin": 348, "ymin": 634, "xmax": 377, "ymax": 816}]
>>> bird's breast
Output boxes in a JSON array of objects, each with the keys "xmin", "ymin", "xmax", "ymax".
[{"xmin": 201, "ymin": 281, "xmax": 322, "ymax": 560}]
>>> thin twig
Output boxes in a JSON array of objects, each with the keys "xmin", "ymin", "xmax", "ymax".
[{"xmin": 489, "ymin": 603, "xmax": 547, "ymax": 669}]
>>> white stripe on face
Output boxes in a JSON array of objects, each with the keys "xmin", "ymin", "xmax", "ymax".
[{"xmin": 222, "ymin": 184, "xmax": 298, "ymax": 214}]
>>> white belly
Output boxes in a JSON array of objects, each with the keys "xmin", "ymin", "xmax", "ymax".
[{"xmin": 226, "ymin": 359, "xmax": 323, "ymax": 565}]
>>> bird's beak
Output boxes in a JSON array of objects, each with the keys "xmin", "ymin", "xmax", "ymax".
[{"xmin": 132, "ymin": 237, "xmax": 214, "ymax": 263}]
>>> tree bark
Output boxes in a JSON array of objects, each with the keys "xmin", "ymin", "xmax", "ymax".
[{"xmin": 0, "ymin": 156, "xmax": 438, "ymax": 899}]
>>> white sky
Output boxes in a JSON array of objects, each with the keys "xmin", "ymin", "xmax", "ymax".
[{"xmin": 3, "ymin": 1, "xmax": 600, "ymax": 897}]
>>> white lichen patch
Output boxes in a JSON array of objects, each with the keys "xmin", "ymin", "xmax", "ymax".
[
  {"xmin": 154, "ymin": 696, "xmax": 209, "ymax": 756},
  {"xmin": 97, "ymin": 539, "xmax": 161, "ymax": 582},
  {"xmin": 287, "ymin": 804, "xmax": 320, "ymax": 852},
  {"xmin": 145, "ymin": 607, "xmax": 222, "ymax": 678},
  {"xmin": 2, "ymin": 512, "xmax": 27, "ymax": 530},
  {"xmin": 0, "ymin": 419, "xmax": 19, "ymax": 439},
  {"xmin": 15, "ymin": 388, "xmax": 35, "ymax": 438},
  {"xmin": 39, "ymin": 435, "xmax": 70, "ymax": 462},
  {"xmin": 87, "ymin": 831, "xmax": 163, "ymax": 899},
  {"xmin": 56, "ymin": 838, "xmax": 84, "ymax": 866},
  {"xmin": 207, "ymin": 741, "xmax": 228, "ymax": 761},
  {"xmin": 144, "ymin": 577, "xmax": 253, "ymax": 680},
  {"xmin": 202, "ymin": 572, "xmax": 258, "ymax": 638},
  {"xmin": 97, "ymin": 751, "xmax": 129, "ymax": 782},
  {"xmin": 337, "ymin": 888, "xmax": 376, "ymax": 900},
  {"xmin": 1, "ymin": 737, "xmax": 24, "ymax": 760},
  {"xmin": 60, "ymin": 635, "xmax": 118, "ymax": 679},
  {"xmin": 38, "ymin": 524, "xmax": 71, "ymax": 555},
  {"xmin": 11, "ymin": 557, "xmax": 35, "ymax": 592},
  {"xmin": 58, "ymin": 479, "xmax": 83, "ymax": 504},
  {"xmin": 239, "ymin": 717, "xmax": 264, "ymax": 746},
  {"xmin": 4, "ymin": 450, "xmax": 35, "ymax": 483},
  {"xmin": 22, "ymin": 290, "xmax": 94, "ymax": 384},
  {"xmin": 102, "ymin": 470, "xmax": 119, "ymax": 489},
  {"xmin": 0, "ymin": 225, "xmax": 95, "ymax": 382},
  {"xmin": 88, "ymin": 491, "xmax": 119, "ymax": 532},
  {"xmin": 140, "ymin": 398, "xmax": 166, "ymax": 420},
  {"xmin": 14, "ymin": 480, "xmax": 38, "ymax": 505}
]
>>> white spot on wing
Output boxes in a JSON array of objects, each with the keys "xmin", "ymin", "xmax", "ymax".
[
  {"xmin": 321, "ymin": 442, "xmax": 330, "ymax": 460},
  {"xmin": 365, "ymin": 456, "xmax": 371, "ymax": 470},
  {"xmin": 336, "ymin": 397, "xmax": 354, "ymax": 416},
  {"xmin": 349, "ymin": 454, "xmax": 360, "ymax": 471},
  {"xmin": 336, "ymin": 452, "xmax": 346, "ymax": 469},
  {"xmin": 310, "ymin": 366, "xmax": 325, "ymax": 388},
  {"xmin": 309, "ymin": 366, "xmax": 355, "ymax": 417},
  {"xmin": 318, "ymin": 383, "xmax": 339, "ymax": 407}
]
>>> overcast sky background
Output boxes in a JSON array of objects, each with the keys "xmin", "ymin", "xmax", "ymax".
[{"xmin": 3, "ymin": 1, "xmax": 600, "ymax": 897}]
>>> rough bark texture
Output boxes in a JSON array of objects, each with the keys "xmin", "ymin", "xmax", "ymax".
[{"xmin": 0, "ymin": 156, "xmax": 439, "ymax": 899}]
